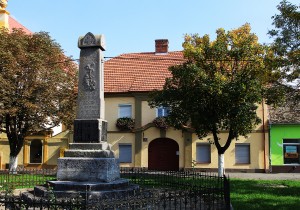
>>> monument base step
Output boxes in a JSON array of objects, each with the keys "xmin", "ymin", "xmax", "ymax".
[
  {"xmin": 23, "ymin": 181, "xmax": 139, "ymax": 200},
  {"xmin": 64, "ymin": 149, "xmax": 114, "ymax": 158},
  {"xmin": 48, "ymin": 179, "xmax": 130, "ymax": 191},
  {"xmin": 69, "ymin": 142, "xmax": 111, "ymax": 150}
]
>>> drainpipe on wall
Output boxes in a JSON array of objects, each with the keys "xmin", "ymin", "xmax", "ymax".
[{"xmin": 262, "ymin": 100, "xmax": 267, "ymax": 172}]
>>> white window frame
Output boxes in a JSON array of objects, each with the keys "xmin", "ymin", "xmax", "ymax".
[
  {"xmin": 118, "ymin": 104, "xmax": 132, "ymax": 118},
  {"xmin": 119, "ymin": 144, "xmax": 132, "ymax": 163},
  {"xmin": 196, "ymin": 143, "xmax": 211, "ymax": 163},
  {"xmin": 235, "ymin": 144, "xmax": 250, "ymax": 164},
  {"xmin": 156, "ymin": 106, "xmax": 169, "ymax": 117}
]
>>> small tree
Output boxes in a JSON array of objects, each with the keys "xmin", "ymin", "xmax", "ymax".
[
  {"xmin": 268, "ymin": 0, "xmax": 300, "ymax": 102},
  {"xmin": 149, "ymin": 24, "xmax": 274, "ymax": 176},
  {"xmin": 0, "ymin": 28, "xmax": 77, "ymax": 172}
]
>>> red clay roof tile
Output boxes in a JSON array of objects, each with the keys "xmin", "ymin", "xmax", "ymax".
[
  {"xmin": 8, "ymin": 16, "xmax": 31, "ymax": 34},
  {"xmin": 104, "ymin": 51, "xmax": 185, "ymax": 93}
]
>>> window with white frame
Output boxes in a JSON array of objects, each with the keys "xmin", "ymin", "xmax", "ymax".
[
  {"xmin": 283, "ymin": 139, "xmax": 300, "ymax": 164},
  {"xmin": 118, "ymin": 104, "xmax": 132, "ymax": 118},
  {"xmin": 119, "ymin": 144, "xmax": 132, "ymax": 163},
  {"xmin": 235, "ymin": 144, "xmax": 250, "ymax": 164},
  {"xmin": 156, "ymin": 106, "xmax": 169, "ymax": 117},
  {"xmin": 196, "ymin": 144, "xmax": 211, "ymax": 163}
]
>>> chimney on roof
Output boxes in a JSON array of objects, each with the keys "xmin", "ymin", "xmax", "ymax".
[{"xmin": 155, "ymin": 39, "xmax": 168, "ymax": 54}]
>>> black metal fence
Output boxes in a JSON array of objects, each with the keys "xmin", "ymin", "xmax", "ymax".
[
  {"xmin": 0, "ymin": 168, "xmax": 56, "ymax": 190},
  {"xmin": 0, "ymin": 168, "xmax": 231, "ymax": 209}
]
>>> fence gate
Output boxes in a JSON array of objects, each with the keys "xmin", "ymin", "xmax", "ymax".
[{"xmin": 148, "ymin": 138, "xmax": 179, "ymax": 171}]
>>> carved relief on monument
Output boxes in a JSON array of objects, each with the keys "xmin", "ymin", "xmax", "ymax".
[
  {"xmin": 82, "ymin": 32, "xmax": 96, "ymax": 46},
  {"xmin": 83, "ymin": 62, "xmax": 96, "ymax": 91}
]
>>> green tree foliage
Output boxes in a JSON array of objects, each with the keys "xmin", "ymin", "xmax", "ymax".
[
  {"xmin": 268, "ymin": 0, "xmax": 300, "ymax": 102},
  {"xmin": 149, "ymin": 24, "xmax": 274, "ymax": 175},
  {"xmin": 0, "ymin": 28, "xmax": 77, "ymax": 171}
]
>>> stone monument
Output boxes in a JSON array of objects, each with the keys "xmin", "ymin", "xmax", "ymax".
[
  {"xmin": 55, "ymin": 32, "xmax": 119, "ymax": 183},
  {"xmin": 23, "ymin": 33, "xmax": 138, "ymax": 200}
]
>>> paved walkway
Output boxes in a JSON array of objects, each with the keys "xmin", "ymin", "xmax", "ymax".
[{"xmin": 226, "ymin": 172, "xmax": 300, "ymax": 180}]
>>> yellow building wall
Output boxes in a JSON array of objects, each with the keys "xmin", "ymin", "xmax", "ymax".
[
  {"xmin": 0, "ymin": 131, "xmax": 71, "ymax": 169},
  {"xmin": 141, "ymin": 101, "xmax": 156, "ymax": 125},
  {"xmin": 43, "ymin": 131, "xmax": 71, "ymax": 167},
  {"xmin": 109, "ymin": 132, "xmax": 135, "ymax": 167},
  {"xmin": 106, "ymin": 97, "xmax": 269, "ymax": 172},
  {"xmin": 191, "ymin": 132, "xmax": 268, "ymax": 171},
  {"xmin": 105, "ymin": 97, "xmax": 135, "ymax": 131}
]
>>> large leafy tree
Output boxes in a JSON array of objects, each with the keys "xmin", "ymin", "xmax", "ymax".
[
  {"xmin": 0, "ymin": 28, "xmax": 77, "ymax": 172},
  {"xmin": 149, "ymin": 24, "xmax": 273, "ymax": 176},
  {"xmin": 268, "ymin": 0, "xmax": 300, "ymax": 102}
]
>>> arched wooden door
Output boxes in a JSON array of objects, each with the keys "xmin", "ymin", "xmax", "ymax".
[{"xmin": 148, "ymin": 138, "xmax": 179, "ymax": 171}]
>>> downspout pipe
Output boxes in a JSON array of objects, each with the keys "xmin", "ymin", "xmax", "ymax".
[{"xmin": 262, "ymin": 100, "xmax": 267, "ymax": 172}]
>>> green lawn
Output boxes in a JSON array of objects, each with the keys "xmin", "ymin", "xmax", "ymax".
[
  {"xmin": 231, "ymin": 179, "xmax": 300, "ymax": 210},
  {"xmin": 0, "ymin": 173, "xmax": 56, "ymax": 190}
]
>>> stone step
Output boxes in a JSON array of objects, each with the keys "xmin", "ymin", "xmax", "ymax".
[
  {"xmin": 27, "ymin": 183, "xmax": 139, "ymax": 200},
  {"xmin": 69, "ymin": 142, "xmax": 111, "ymax": 150},
  {"xmin": 64, "ymin": 149, "xmax": 114, "ymax": 158},
  {"xmin": 48, "ymin": 179, "xmax": 130, "ymax": 191}
]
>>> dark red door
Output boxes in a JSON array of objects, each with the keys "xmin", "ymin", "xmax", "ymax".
[{"xmin": 148, "ymin": 138, "xmax": 179, "ymax": 171}]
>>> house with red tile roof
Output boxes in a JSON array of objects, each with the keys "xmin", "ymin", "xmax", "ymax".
[{"xmin": 104, "ymin": 39, "xmax": 270, "ymax": 172}]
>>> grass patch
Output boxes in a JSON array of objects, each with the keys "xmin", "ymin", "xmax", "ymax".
[
  {"xmin": 231, "ymin": 179, "xmax": 300, "ymax": 210},
  {"xmin": 0, "ymin": 173, "xmax": 56, "ymax": 190}
]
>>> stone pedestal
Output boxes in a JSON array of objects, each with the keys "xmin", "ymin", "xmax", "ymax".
[{"xmin": 57, "ymin": 158, "xmax": 118, "ymax": 182}]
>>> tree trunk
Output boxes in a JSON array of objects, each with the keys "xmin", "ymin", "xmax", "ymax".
[
  {"xmin": 9, "ymin": 155, "xmax": 18, "ymax": 174},
  {"xmin": 218, "ymin": 153, "xmax": 225, "ymax": 177}
]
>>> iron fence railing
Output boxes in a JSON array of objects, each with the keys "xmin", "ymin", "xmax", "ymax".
[
  {"xmin": 0, "ymin": 169, "xmax": 56, "ymax": 190},
  {"xmin": 0, "ymin": 168, "xmax": 231, "ymax": 209}
]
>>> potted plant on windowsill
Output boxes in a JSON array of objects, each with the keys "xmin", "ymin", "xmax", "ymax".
[
  {"xmin": 152, "ymin": 116, "xmax": 168, "ymax": 130},
  {"xmin": 116, "ymin": 117, "xmax": 135, "ymax": 131}
]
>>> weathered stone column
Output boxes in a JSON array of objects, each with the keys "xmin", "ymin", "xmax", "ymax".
[{"xmin": 74, "ymin": 32, "xmax": 107, "ymax": 143}]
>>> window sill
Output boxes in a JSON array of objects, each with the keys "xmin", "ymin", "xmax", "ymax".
[
  {"xmin": 283, "ymin": 163, "xmax": 300, "ymax": 165},
  {"xmin": 235, "ymin": 163, "xmax": 250, "ymax": 165}
]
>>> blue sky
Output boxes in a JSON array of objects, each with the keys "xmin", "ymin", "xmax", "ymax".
[{"xmin": 7, "ymin": 0, "xmax": 299, "ymax": 59}]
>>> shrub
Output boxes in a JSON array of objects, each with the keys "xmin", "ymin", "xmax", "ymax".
[
  {"xmin": 153, "ymin": 117, "xmax": 168, "ymax": 130},
  {"xmin": 116, "ymin": 117, "xmax": 135, "ymax": 131}
]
